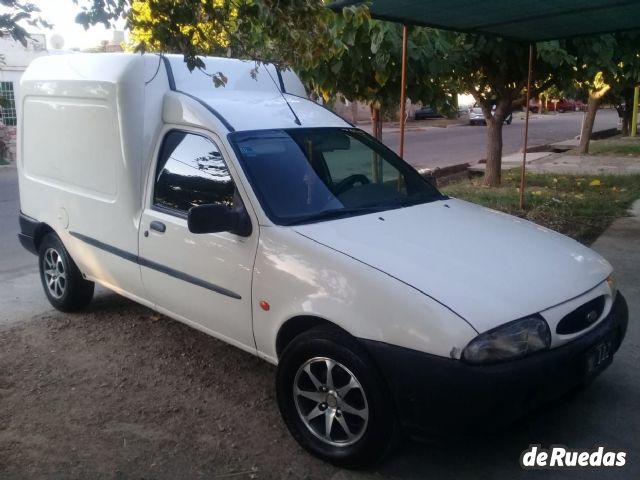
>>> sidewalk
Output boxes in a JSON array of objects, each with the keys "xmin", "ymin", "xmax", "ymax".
[
  {"xmin": 469, "ymin": 151, "xmax": 640, "ymax": 175},
  {"xmin": 527, "ymin": 153, "xmax": 640, "ymax": 175}
]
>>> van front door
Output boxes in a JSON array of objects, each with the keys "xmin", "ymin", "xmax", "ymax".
[{"xmin": 139, "ymin": 129, "xmax": 257, "ymax": 352}]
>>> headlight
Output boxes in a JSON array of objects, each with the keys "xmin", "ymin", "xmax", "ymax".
[
  {"xmin": 462, "ymin": 316, "xmax": 551, "ymax": 364},
  {"xmin": 606, "ymin": 273, "xmax": 617, "ymax": 298}
]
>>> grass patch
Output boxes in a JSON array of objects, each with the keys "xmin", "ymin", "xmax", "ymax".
[
  {"xmin": 587, "ymin": 137, "xmax": 640, "ymax": 157},
  {"xmin": 441, "ymin": 172, "xmax": 640, "ymax": 244}
]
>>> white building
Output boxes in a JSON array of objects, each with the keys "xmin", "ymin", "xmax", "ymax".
[{"xmin": 0, "ymin": 34, "xmax": 47, "ymax": 162}]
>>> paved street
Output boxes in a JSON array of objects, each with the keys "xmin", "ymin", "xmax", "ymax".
[
  {"xmin": 0, "ymin": 168, "xmax": 52, "ymax": 324},
  {"xmin": 381, "ymin": 109, "xmax": 618, "ymax": 170}
]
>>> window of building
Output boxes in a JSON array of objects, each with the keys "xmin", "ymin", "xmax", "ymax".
[{"xmin": 0, "ymin": 82, "xmax": 17, "ymax": 126}]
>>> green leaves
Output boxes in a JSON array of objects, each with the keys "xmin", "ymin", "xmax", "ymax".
[
  {"xmin": 0, "ymin": 0, "xmax": 52, "ymax": 46},
  {"xmin": 370, "ymin": 24, "xmax": 385, "ymax": 54}
]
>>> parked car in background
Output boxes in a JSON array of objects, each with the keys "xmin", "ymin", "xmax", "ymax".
[
  {"xmin": 414, "ymin": 105, "xmax": 445, "ymax": 120},
  {"xmin": 468, "ymin": 106, "xmax": 512, "ymax": 125},
  {"xmin": 528, "ymin": 98, "xmax": 585, "ymax": 113}
]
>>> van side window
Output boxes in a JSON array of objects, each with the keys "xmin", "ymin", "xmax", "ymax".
[{"xmin": 154, "ymin": 131, "xmax": 236, "ymax": 213}]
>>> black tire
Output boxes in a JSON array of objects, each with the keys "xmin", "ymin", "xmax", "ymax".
[
  {"xmin": 276, "ymin": 326, "xmax": 398, "ymax": 468},
  {"xmin": 39, "ymin": 232, "xmax": 94, "ymax": 312}
]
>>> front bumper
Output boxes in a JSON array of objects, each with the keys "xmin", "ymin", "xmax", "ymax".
[{"xmin": 361, "ymin": 292, "xmax": 629, "ymax": 439}]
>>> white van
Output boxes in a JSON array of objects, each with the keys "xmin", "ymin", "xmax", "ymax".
[{"xmin": 18, "ymin": 53, "xmax": 628, "ymax": 466}]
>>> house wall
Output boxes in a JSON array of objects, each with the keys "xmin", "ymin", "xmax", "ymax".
[{"xmin": 0, "ymin": 34, "xmax": 48, "ymax": 163}]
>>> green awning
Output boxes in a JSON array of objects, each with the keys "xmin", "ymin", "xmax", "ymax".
[{"xmin": 330, "ymin": 0, "xmax": 640, "ymax": 42}]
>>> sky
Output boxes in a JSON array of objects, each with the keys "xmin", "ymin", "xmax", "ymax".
[{"xmin": 22, "ymin": 0, "xmax": 126, "ymax": 50}]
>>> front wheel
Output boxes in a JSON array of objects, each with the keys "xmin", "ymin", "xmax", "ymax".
[
  {"xmin": 276, "ymin": 327, "xmax": 398, "ymax": 467},
  {"xmin": 39, "ymin": 233, "xmax": 94, "ymax": 312}
]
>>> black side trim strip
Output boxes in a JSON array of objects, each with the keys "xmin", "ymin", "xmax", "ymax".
[
  {"xmin": 177, "ymin": 90, "xmax": 236, "ymax": 132},
  {"xmin": 70, "ymin": 231, "xmax": 139, "ymax": 263},
  {"xmin": 138, "ymin": 257, "xmax": 241, "ymax": 299},
  {"xmin": 159, "ymin": 55, "xmax": 177, "ymax": 91},
  {"xmin": 69, "ymin": 231, "xmax": 241, "ymax": 300}
]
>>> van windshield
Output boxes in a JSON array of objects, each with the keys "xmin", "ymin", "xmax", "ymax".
[{"xmin": 229, "ymin": 128, "xmax": 445, "ymax": 226}]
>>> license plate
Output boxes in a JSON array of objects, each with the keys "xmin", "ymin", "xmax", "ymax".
[{"xmin": 584, "ymin": 338, "xmax": 614, "ymax": 379}]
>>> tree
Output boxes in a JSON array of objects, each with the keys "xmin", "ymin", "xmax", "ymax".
[
  {"xmin": 0, "ymin": 0, "xmax": 50, "ymax": 44},
  {"xmin": 569, "ymin": 33, "xmax": 640, "ymax": 153},
  {"xmin": 77, "ymin": 1, "xmax": 336, "ymax": 72},
  {"xmin": 568, "ymin": 35, "xmax": 616, "ymax": 154},
  {"xmin": 293, "ymin": 15, "xmax": 452, "ymax": 139},
  {"xmin": 436, "ymin": 35, "xmax": 573, "ymax": 186}
]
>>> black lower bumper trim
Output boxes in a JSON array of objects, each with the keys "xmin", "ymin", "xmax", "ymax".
[
  {"xmin": 361, "ymin": 293, "xmax": 629, "ymax": 439},
  {"xmin": 18, "ymin": 212, "xmax": 40, "ymax": 255}
]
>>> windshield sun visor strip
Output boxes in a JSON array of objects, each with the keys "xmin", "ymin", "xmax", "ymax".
[
  {"xmin": 69, "ymin": 231, "xmax": 241, "ymax": 300},
  {"xmin": 159, "ymin": 54, "xmax": 177, "ymax": 91},
  {"xmin": 157, "ymin": 55, "xmax": 235, "ymax": 132},
  {"xmin": 177, "ymin": 90, "xmax": 236, "ymax": 132}
]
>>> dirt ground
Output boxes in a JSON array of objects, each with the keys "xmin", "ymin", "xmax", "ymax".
[
  {"xmin": 2, "ymin": 291, "xmax": 640, "ymax": 480},
  {"xmin": 0, "ymin": 293, "xmax": 339, "ymax": 480}
]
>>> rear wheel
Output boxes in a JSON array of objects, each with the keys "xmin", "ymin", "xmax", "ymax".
[
  {"xmin": 39, "ymin": 233, "xmax": 94, "ymax": 312},
  {"xmin": 276, "ymin": 327, "xmax": 398, "ymax": 467}
]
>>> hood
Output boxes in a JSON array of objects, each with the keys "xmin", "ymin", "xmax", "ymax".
[{"xmin": 293, "ymin": 199, "xmax": 612, "ymax": 333}]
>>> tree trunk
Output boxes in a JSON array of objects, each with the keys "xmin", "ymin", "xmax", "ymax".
[
  {"xmin": 483, "ymin": 118, "xmax": 503, "ymax": 187},
  {"xmin": 619, "ymin": 89, "xmax": 634, "ymax": 137},
  {"xmin": 370, "ymin": 106, "xmax": 382, "ymax": 141},
  {"xmin": 480, "ymin": 97, "xmax": 510, "ymax": 187},
  {"xmin": 350, "ymin": 101, "xmax": 358, "ymax": 125},
  {"xmin": 578, "ymin": 85, "xmax": 610, "ymax": 155}
]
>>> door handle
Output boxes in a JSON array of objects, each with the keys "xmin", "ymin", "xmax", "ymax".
[{"xmin": 149, "ymin": 221, "xmax": 166, "ymax": 233}]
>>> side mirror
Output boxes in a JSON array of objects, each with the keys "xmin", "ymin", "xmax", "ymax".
[{"xmin": 187, "ymin": 204, "xmax": 252, "ymax": 237}]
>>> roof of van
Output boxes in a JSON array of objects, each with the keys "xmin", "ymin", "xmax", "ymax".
[{"xmin": 21, "ymin": 53, "xmax": 350, "ymax": 133}]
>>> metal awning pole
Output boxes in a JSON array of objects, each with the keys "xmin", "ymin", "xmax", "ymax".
[
  {"xmin": 399, "ymin": 24, "xmax": 408, "ymax": 158},
  {"xmin": 519, "ymin": 44, "xmax": 534, "ymax": 210}
]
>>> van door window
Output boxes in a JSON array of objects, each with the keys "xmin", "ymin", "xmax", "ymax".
[{"xmin": 154, "ymin": 131, "xmax": 236, "ymax": 214}]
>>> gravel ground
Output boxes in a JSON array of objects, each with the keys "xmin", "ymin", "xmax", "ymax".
[{"xmin": 0, "ymin": 293, "xmax": 338, "ymax": 480}]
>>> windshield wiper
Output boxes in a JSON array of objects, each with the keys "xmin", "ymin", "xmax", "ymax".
[{"xmin": 284, "ymin": 206, "xmax": 385, "ymax": 226}]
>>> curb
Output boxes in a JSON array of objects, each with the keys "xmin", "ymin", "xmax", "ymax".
[{"xmin": 418, "ymin": 163, "xmax": 470, "ymax": 186}]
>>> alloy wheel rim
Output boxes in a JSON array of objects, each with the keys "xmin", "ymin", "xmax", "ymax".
[
  {"xmin": 293, "ymin": 357, "xmax": 369, "ymax": 447},
  {"xmin": 43, "ymin": 248, "xmax": 66, "ymax": 299}
]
